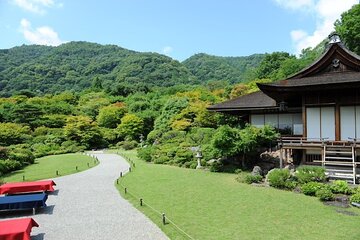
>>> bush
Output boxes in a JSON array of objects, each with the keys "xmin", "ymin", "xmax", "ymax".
[
  {"xmin": 0, "ymin": 159, "xmax": 22, "ymax": 175},
  {"xmin": 244, "ymin": 174, "xmax": 263, "ymax": 184},
  {"xmin": 267, "ymin": 169, "xmax": 296, "ymax": 190},
  {"xmin": 153, "ymin": 155, "xmax": 170, "ymax": 164},
  {"xmin": 330, "ymin": 180, "xmax": 354, "ymax": 195},
  {"xmin": 295, "ymin": 166, "xmax": 326, "ymax": 183},
  {"xmin": 301, "ymin": 182, "xmax": 325, "ymax": 196},
  {"xmin": 8, "ymin": 147, "xmax": 35, "ymax": 164},
  {"xmin": 209, "ymin": 161, "xmax": 223, "ymax": 172},
  {"xmin": 117, "ymin": 140, "xmax": 138, "ymax": 150},
  {"xmin": 174, "ymin": 148, "xmax": 193, "ymax": 164},
  {"xmin": 137, "ymin": 147, "xmax": 153, "ymax": 162},
  {"xmin": 316, "ymin": 188, "xmax": 334, "ymax": 201},
  {"xmin": 350, "ymin": 193, "xmax": 360, "ymax": 203}
]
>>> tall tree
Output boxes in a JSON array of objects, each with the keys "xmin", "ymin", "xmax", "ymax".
[{"xmin": 335, "ymin": 4, "xmax": 360, "ymax": 55}]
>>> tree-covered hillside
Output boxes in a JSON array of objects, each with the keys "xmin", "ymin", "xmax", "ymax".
[
  {"xmin": 0, "ymin": 42, "xmax": 196, "ymax": 97},
  {"xmin": 182, "ymin": 53, "xmax": 264, "ymax": 83},
  {"xmin": 0, "ymin": 42, "xmax": 265, "ymax": 97}
]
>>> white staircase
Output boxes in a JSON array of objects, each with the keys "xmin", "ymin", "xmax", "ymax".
[{"xmin": 322, "ymin": 145, "xmax": 359, "ymax": 184}]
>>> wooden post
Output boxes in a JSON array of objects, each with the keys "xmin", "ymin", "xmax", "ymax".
[
  {"xmin": 87, "ymin": 162, "xmax": 90, "ymax": 167},
  {"xmin": 56, "ymin": 170, "xmax": 59, "ymax": 176},
  {"xmin": 140, "ymin": 198, "xmax": 143, "ymax": 206},
  {"xmin": 162, "ymin": 213, "xmax": 166, "ymax": 225},
  {"xmin": 120, "ymin": 172, "xmax": 123, "ymax": 178},
  {"xmin": 285, "ymin": 149, "xmax": 288, "ymax": 166},
  {"xmin": 129, "ymin": 167, "xmax": 132, "ymax": 172},
  {"xmin": 116, "ymin": 179, "xmax": 119, "ymax": 184},
  {"xmin": 279, "ymin": 148, "xmax": 283, "ymax": 169},
  {"xmin": 124, "ymin": 187, "xmax": 127, "ymax": 194},
  {"xmin": 76, "ymin": 166, "xmax": 78, "ymax": 171},
  {"xmin": 23, "ymin": 175, "xmax": 25, "ymax": 181}
]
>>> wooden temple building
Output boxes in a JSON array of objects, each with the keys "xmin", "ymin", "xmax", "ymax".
[{"xmin": 208, "ymin": 33, "xmax": 360, "ymax": 183}]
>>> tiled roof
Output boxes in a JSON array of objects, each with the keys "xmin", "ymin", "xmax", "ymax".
[{"xmin": 208, "ymin": 91, "xmax": 276, "ymax": 110}]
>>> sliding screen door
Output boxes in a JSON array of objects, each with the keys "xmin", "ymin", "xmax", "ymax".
[
  {"xmin": 340, "ymin": 106, "xmax": 356, "ymax": 140},
  {"xmin": 306, "ymin": 107, "xmax": 335, "ymax": 140},
  {"xmin": 306, "ymin": 108, "xmax": 321, "ymax": 139}
]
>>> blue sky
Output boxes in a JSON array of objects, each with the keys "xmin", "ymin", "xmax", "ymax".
[{"xmin": 0, "ymin": 0, "xmax": 358, "ymax": 61}]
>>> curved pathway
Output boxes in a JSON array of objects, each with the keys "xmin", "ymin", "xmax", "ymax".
[{"xmin": 21, "ymin": 152, "xmax": 167, "ymax": 240}]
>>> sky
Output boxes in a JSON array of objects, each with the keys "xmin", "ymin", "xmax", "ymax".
[{"xmin": 0, "ymin": 0, "xmax": 358, "ymax": 61}]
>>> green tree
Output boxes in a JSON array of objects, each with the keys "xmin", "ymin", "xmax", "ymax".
[
  {"xmin": 117, "ymin": 114, "xmax": 144, "ymax": 140},
  {"xmin": 64, "ymin": 115, "xmax": 103, "ymax": 148},
  {"xmin": 335, "ymin": 4, "xmax": 360, "ymax": 55},
  {"xmin": 97, "ymin": 102, "xmax": 127, "ymax": 128},
  {"xmin": 0, "ymin": 123, "xmax": 32, "ymax": 146}
]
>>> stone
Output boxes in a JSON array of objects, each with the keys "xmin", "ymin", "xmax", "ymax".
[{"xmin": 251, "ymin": 166, "xmax": 263, "ymax": 176}]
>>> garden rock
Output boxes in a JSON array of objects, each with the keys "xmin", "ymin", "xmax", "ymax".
[{"xmin": 251, "ymin": 166, "xmax": 263, "ymax": 176}]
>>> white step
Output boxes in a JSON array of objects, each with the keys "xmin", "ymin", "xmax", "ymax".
[{"xmin": 325, "ymin": 156, "xmax": 353, "ymax": 160}]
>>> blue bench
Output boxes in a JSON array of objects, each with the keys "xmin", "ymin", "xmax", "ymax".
[{"xmin": 0, "ymin": 192, "xmax": 48, "ymax": 214}]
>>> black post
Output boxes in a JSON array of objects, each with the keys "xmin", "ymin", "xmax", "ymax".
[
  {"xmin": 116, "ymin": 179, "xmax": 119, "ymax": 184},
  {"xmin": 133, "ymin": 162, "xmax": 135, "ymax": 167},
  {"xmin": 56, "ymin": 170, "xmax": 59, "ymax": 176},
  {"xmin": 140, "ymin": 198, "xmax": 143, "ymax": 206},
  {"xmin": 23, "ymin": 175, "xmax": 25, "ymax": 181},
  {"xmin": 129, "ymin": 167, "xmax": 132, "ymax": 172},
  {"xmin": 120, "ymin": 172, "xmax": 123, "ymax": 178},
  {"xmin": 124, "ymin": 187, "xmax": 127, "ymax": 194},
  {"xmin": 87, "ymin": 162, "xmax": 90, "ymax": 167},
  {"xmin": 162, "ymin": 213, "xmax": 166, "ymax": 225},
  {"xmin": 76, "ymin": 166, "xmax": 78, "ymax": 171}
]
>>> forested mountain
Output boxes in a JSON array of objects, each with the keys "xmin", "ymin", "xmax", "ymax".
[
  {"xmin": 182, "ymin": 53, "xmax": 264, "ymax": 83},
  {"xmin": 0, "ymin": 42, "xmax": 196, "ymax": 97},
  {"xmin": 0, "ymin": 42, "xmax": 264, "ymax": 97}
]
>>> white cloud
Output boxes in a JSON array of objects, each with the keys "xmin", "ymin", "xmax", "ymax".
[
  {"xmin": 20, "ymin": 18, "xmax": 64, "ymax": 46},
  {"xmin": 12, "ymin": 0, "xmax": 62, "ymax": 14},
  {"xmin": 274, "ymin": 0, "xmax": 358, "ymax": 54},
  {"xmin": 162, "ymin": 46, "xmax": 173, "ymax": 56}
]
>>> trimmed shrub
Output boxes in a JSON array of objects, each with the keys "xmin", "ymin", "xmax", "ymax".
[
  {"xmin": 137, "ymin": 147, "xmax": 153, "ymax": 162},
  {"xmin": 316, "ymin": 188, "xmax": 334, "ymax": 201},
  {"xmin": 244, "ymin": 174, "xmax": 263, "ymax": 184},
  {"xmin": 301, "ymin": 182, "xmax": 325, "ymax": 196},
  {"xmin": 267, "ymin": 169, "xmax": 296, "ymax": 190},
  {"xmin": 209, "ymin": 161, "xmax": 224, "ymax": 172},
  {"xmin": 0, "ymin": 159, "xmax": 22, "ymax": 175},
  {"xmin": 117, "ymin": 140, "xmax": 138, "ymax": 150},
  {"xmin": 330, "ymin": 180, "xmax": 354, "ymax": 195},
  {"xmin": 154, "ymin": 155, "xmax": 170, "ymax": 164},
  {"xmin": 295, "ymin": 166, "xmax": 326, "ymax": 183},
  {"xmin": 350, "ymin": 193, "xmax": 360, "ymax": 203},
  {"xmin": 174, "ymin": 148, "xmax": 193, "ymax": 164}
]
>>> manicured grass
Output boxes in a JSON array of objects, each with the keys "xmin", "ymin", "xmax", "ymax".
[
  {"xmin": 116, "ymin": 149, "xmax": 360, "ymax": 240},
  {"xmin": 3, "ymin": 153, "xmax": 98, "ymax": 182}
]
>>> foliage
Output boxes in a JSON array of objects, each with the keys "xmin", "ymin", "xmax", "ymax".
[
  {"xmin": 117, "ymin": 114, "xmax": 144, "ymax": 140},
  {"xmin": 209, "ymin": 161, "xmax": 224, "ymax": 172},
  {"xmin": 64, "ymin": 115, "xmax": 103, "ymax": 148},
  {"xmin": 97, "ymin": 102, "xmax": 127, "ymax": 128},
  {"xmin": 335, "ymin": 4, "xmax": 360, "ymax": 55},
  {"xmin": 295, "ymin": 166, "xmax": 326, "ymax": 184},
  {"xmin": 211, "ymin": 125, "xmax": 241, "ymax": 157},
  {"xmin": 0, "ymin": 122, "xmax": 32, "ymax": 145},
  {"xmin": 182, "ymin": 53, "xmax": 264, "ymax": 84},
  {"xmin": 267, "ymin": 168, "xmax": 296, "ymax": 190},
  {"xmin": 137, "ymin": 147, "xmax": 154, "ymax": 162},
  {"xmin": 244, "ymin": 174, "xmax": 263, "ymax": 184},
  {"xmin": 117, "ymin": 140, "xmax": 138, "ymax": 150},
  {"xmin": 301, "ymin": 182, "xmax": 326, "ymax": 196},
  {"xmin": 330, "ymin": 180, "xmax": 354, "ymax": 195},
  {"xmin": 350, "ymin": 193, "xmax": 360, "ymax": 203},
  {"xmin": 316, "ymin": 188, "xmax": 334, "ymax": 201}
]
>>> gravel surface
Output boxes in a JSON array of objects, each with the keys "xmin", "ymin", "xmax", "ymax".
[{"xmin": 1, "ymin": 152, "xmax": 168, "ymax": 240}]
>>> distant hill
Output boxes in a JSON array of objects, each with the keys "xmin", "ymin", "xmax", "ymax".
[
  {"xmin": 0, "ymin": 42, "xmax": 264, "ymax": 96},
  {"xmin": 182, "ymin": 53, "xmax": 264, "ymax": 83}
]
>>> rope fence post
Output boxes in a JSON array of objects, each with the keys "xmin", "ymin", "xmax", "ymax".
[
  {"xmin": 56, "ymin": 170, "xmax": 59, "ymax": 176},
  {"xmin": 129, "ymin": 167, "xmax": 132, "ymax": 172},
  {"xmin": 76, "ymin": 166, "xmax": 78, "ymax": 171},
  {"xmin": 140, "ymin": 198, "xmax": 143, "ymax": 206},
  {"xmin": 22, "ymin": 175, "xmax": 25, "ymax": 181},
  {"xmin": 120, "ymin": 172, "xmax": 122, "ymax": 178},
  {"xmin": 124, "ymin": 187, "xmax": 127, "ymax": 194},
  {"xmin": 162, "ymin": 213, "xmax": 166, "ymax": 225}
]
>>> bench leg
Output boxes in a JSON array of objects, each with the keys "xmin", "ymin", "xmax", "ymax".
[{"xmin": 33, "ymin": 208, "xmax": 35, "ymax": 215}]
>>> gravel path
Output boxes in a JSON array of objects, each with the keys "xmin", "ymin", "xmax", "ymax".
[{"xmin": 1, "ymin": 152, "xmax": 168, "ymax": 240}]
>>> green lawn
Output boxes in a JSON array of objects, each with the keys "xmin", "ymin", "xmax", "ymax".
[
  {"xmin": 116, "ymin": 149, "xmax": 360, "ymax": 240},
  {"xmin": 3, "ymin": 153, "xmax": 98, "ymax": 182}
]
